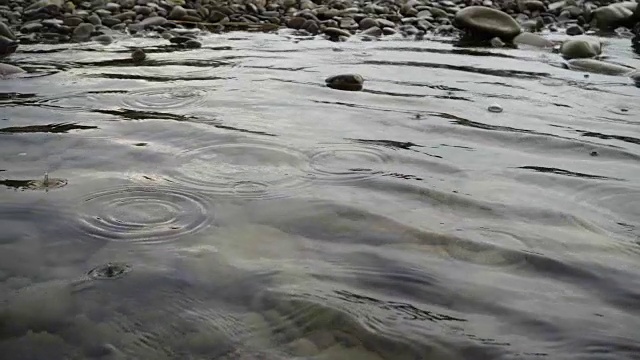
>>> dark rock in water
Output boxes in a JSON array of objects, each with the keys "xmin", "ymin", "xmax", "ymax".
[
  {"xmin": 183, "ymin": 39, "xmax": 202, "ymax": 48},
  {"xmin": 88, "ymin": 262, "xmax": 132, "ymax": 280},
  {"xmin": 0, "ymin": 21, "xmax": 16, "ymax": 40},
  {"xmin": 325, "ymin": 74, "xmax": 364, "ymax": 91},
  {"xmin": 131, "ymin": 48, "xmax": 145, "ymax": 62},
  {"xmin": 169, "ymin": 35, "xmax": 193, "ymax": 44},
  {"xmin": 454, "ymin": 6, "xmax": 522, "ymax": 41},
  {"xmin": 0, "ymin": 35, "xmax": 18, "ymax": 58},
  {"xmin": 566, "ymin": 24, "xmax": 584, "ymax": 35}
]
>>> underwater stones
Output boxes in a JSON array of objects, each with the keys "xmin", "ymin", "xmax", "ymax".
[
  {"xmin": 325, "ymin": 73, "xmax": 364, "ymax": 91},
  {"xmin": 567, "ymin": 58, "xmax": 636, "ymax": 76},
  {"xmin": 560, "ymin": 37, "xmax": 601, "ymax": 59},
  {"xmin": 88, "ymin": 262, "xmax": 131, "ymax": 279},
  {"xmin": 454, "ymin": 6, "xmax": 521, "ymax": 41},
  {"xmin": 0, "ymin": 35, "xmax": 18, "ymax": 58}
]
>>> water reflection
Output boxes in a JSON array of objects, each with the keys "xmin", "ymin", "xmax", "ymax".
[{"xmin": 0, "ymin": 32, "xmax": 639, "ymax": 359}]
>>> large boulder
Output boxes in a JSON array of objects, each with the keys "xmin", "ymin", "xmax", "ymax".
[
  {"xmin": 591, "ymin": 2, "xmax": 636, "ymax": 30},
  {"xmin": 454, "ymin": 6, "xmax": 522, "ymax": 41}
]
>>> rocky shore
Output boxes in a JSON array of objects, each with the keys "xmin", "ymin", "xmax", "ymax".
[{"xmin": 1, "ymin": 0, "xmax": 640, "ymax": 77}]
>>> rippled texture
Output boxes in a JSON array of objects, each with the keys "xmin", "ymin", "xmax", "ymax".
[{"xmin": 1, "ymin": 31, "xmax": 639, "ymax": 360}]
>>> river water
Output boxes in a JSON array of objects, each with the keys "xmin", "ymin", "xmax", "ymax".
[{"xmin": 1, "ymin": 30, "xmax": 639, "ymax": 360}]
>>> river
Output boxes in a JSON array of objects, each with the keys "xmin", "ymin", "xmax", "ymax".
[{"xmin": 0, "ymin": 30, "xmax": 639, "ymax": 359}]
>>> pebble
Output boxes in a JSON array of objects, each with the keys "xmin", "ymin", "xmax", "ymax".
[{"xmin": 488, "ymin": 103, "xmax": 503, "ymax": 113}]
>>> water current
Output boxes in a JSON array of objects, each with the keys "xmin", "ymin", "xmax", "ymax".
[{"xmin": 1, "ymin": 29, "xmax": 639, "ymax": 360}]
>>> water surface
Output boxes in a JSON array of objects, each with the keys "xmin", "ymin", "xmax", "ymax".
[{"xmin": 1, "ymin": 30, "xmax": 639, "ymax": 360}]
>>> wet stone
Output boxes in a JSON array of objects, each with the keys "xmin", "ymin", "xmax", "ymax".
[
  {"xmin": 88, "ymin": 262, "xmax": 132, "ymax": 279},
  {"xmin": 325, "ymin": 73, "xmax": 364, "ymax": 91}
]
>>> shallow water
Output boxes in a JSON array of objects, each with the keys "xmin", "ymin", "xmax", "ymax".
[{"xmin": 1, "ymin": 29, "xmax": 639, "ymax": 360}]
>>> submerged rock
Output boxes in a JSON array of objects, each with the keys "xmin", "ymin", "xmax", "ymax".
[
  {"xmin": 454, "ymin": 6, "xmax": 521, "ymax": 41},
  {"xmin": 325, "ymin": 74, "xmax": 364, "ymax": 91}
]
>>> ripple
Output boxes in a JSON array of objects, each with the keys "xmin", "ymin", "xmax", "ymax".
[
  {"xmin": 88, "ymin": 262, "xmax": 132, "ymax": 280},
  {"xmin": 75, "ymin": 186, "xmax": 213, "ymax": 244},
  {"xmin": 306, "ymin": 144, "xmax": 393, "ymax": 184},
  {"xmin": 164, "ymin": 140, "xmax": 311, "ymax": 199},
  {"xmin": 119, "ymin": 86, "xmax": 209, "ymax": 112}
]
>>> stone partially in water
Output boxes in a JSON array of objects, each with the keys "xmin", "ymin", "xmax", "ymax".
[
  {"xmin": 0, "ymin": 63, "xmax": 25, "ymax": 77},
  {"xmin": 131, "ymin": 48, "xmax": 146, "ymax": 62},
  {"xmin": 567, "ymin": 59, "xmax": 636, "ymax": 76},
  {"xmin": 488, "ymin": 103, "xmax": 503, "ymax": 113},
  {"xmin": 0, "ymin": 35, "xmax": 18, "ymax": 59},
  {"xmin": 325, "ymin": 74, "xmax": 364, "ymax": 91},
  {"xmin": 560, "ymin": 38, "xmax": 601, "ymax": 59},
  {"xmin": 513, "ymin": 32, "xmax": 553, "ymax": 48},
  {"xmin": 454, "ymin": 6, "xmax": 522, "ymax": 41},
  {"xmin": 88, "ymin": 262, "xmax": 132, "ymax": 280}
]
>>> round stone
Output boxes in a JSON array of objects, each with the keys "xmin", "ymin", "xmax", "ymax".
[{"xmin": 454, "ymin": 6, "xmax": 522, "ymax": 41}]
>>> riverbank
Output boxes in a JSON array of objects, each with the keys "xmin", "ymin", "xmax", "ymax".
[{"xmin": 0, "ymin": 0, "xmax": 639, "ymax": 49}]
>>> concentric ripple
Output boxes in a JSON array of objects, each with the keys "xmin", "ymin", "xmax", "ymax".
[
  {"xmin": 75, "ymin": 186, "xmax": 213, "ymax": 244},
  {"xmin": 164, "ymin": 140, "xmax": 312, "ymax": 199},
  {"xmin": 119, "ymin": 86, "xmax": 209, "ymax": 111},
  {"xmin": 306, "ymin": 144, "xmax": 393, "ymax": 184}
]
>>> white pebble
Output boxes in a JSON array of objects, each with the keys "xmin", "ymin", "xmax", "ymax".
[{"xmin": 488, "ymin": 104, "xmax": 503, "ymax": 113}]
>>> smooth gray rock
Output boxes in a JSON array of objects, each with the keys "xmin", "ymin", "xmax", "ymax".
[
  {"xmin": 560, "ymin": 38, "xmax": 601, "ymax": 59},
  {"xmin": 567, "ymin": 58, "xmax": 636, "ymax": 76},
  {"xmin": 454, "ymin": 6, "xmax": 522, "ymax": 41},
  {"xmin": 513, "ymin": 32, "xmax": 553, "ymax": 47},
  {"xmin": 0, "ymin": 62, "xmax": 25, "ymax": 76}
]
